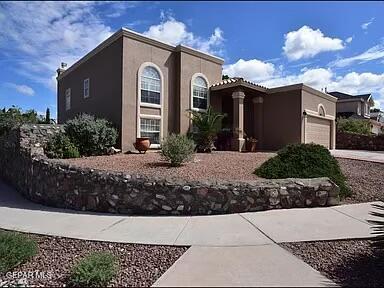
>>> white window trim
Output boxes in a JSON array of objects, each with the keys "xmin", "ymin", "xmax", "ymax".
[
  {"xmin": 65, "ymin": 88, "xmax": 71, "ymax": 111},
  {"xmin": 357, "ymin": 103, "xmax": 361, "ymax": 115},
  {"xmin": 139, "ymin": 115, "xmax": 162, "ymax": 148},
  {"xmin": 137, "ymin": 63, "xmax": 164, "ymax": 148},
  {"xmin": 83, "ymin": 78, "xmax": 90, "ymax": 98},
  {"xmin": 318, "ymin": 103, "xmax": 326, "ymax": 116},
  {"xmin": 191, "ymin": 73, "xmax": 210, "ymax": 112}
]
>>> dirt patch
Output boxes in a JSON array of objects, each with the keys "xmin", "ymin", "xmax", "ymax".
[
  {"xmin": 337, "ymin": 158, "xmax": 384, "ymax": 204},
  {"xmin": 0, "ymin": 229, "xmax": 188, "ymax": 287},
  {"xmin": 282, "ymin": 239, "xmax": 384, "ymax": 287},
  {"xmin": 61, "ymin": 151, "xmax": 275, "ymax": 182}
]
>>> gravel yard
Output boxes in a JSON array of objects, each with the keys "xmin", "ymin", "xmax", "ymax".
[
  {"xmin": 0, "ymin": 229, "xmax": 188, "ymax": 287},
  {"xmin": 62, "ymin": 152, "xmax": 383, "ymax": 203},
  {"xmin": 282, "ymin": 240, "xmax": 384, "ymax": 287},
  {"xmin": 62, "ymin": 151, "xmax": 275, "ymax": 182},
  {"xmin": 337, "ymin": 158, "xmax": 384, "ymax": 204}
]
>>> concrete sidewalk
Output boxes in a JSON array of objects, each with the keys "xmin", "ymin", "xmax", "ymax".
[
  {"xmin": 2, "ymin": 180, "xmax": 379, "ymax": 287},
  {"xmin": 331, "ymin": 149, "xmax": 384, "ymax": 163},
  {"xmin": 0, "ymin": 180, "xmax": 380, "ymax": 246}
]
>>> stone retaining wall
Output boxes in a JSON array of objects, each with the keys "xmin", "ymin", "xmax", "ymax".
[
  {"xmin": 0, "ymin": 124, "xmax": 340, "ymax": 215},
  {"xmin": 336, "ymin": 131, "xmax": 384, "ymax": 151}
]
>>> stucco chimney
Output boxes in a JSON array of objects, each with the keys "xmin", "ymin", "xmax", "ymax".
[{"xmin": 56, "ymin": 62, "xmax": 67, "ymax": 77}]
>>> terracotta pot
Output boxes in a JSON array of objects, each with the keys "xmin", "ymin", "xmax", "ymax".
[
  {"xmin": 133, "ymin": 137, "xmax": 151, "ymax": 153},
  {"xmin": 246, "ymin": 139, "xmax": 258, "ymax": 152}
]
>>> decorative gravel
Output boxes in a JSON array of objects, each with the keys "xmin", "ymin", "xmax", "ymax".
[
  {"xmin": 61, "ymin": 151, "xmax": 275, "ymax": 181},
  {"xmin": 0, "ymin": 229, "xmax": 188, "ymax": 287},
  {"xmin": 282, "ymin": 240, "xmax": 384, "ymax": 287},
  {"xmin": 337, "ymin": 158, "xmax": 384, "ymax": 204}
]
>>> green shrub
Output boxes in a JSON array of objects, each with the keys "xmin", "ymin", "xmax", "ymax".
[
  {"xmin": 161, "ymin": 134, "xmax": 195, "ymax": 166},
  {"xmin": 0, "ymin": 106, "xmax": 45, "ymax": 136},
  {"xmin": 337, "ymin": 118, "xmax": 371, "ymax": 135},
  {"xmin": 64, "ymin": 114, "xmax": 118, "ymax": 156},
  {"xmin": 0, "ymin": 231, "xmax": 38, "ymax": 273},
  {"xmin": 188, "ymin": 106, "xmax": 226, "ymax": 153},
  {"xmin": 255, "ymin": 143, "xmax": 350, "ymax": 197},
  {"xmin": 69, "ymin": 251, "xmax": 117, "ymax": 287},
  {"xmin": 45, "ymin": 133, "xmax": 80, "ymax": 159}
]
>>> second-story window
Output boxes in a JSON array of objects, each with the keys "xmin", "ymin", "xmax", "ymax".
[
  {"xmin": 192, "ymin": 76, "xmax": 208, "ymax": 110},
  {"xmin": 65, "ymin": 88, "xmax": 71, "ymax": 111},
  {"xmin": 141, "ymin": 66, "xmax": 161, "ymax": 105},
  {"xmin": 83, "ymin": 78, "xmax": 90, "ymax": 98}
]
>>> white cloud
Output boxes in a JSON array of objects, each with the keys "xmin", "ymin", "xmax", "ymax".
[
  {"xmin": 0, "ymin": 2, "xmax": 115, "ymax": 91},
  {"xmin": 143, "ymin": 16, "xmax": 224, "ymax": 55},
  {"xmin": 330, "ymin": 43, "xmax": 384, "ymax": 68},
  {"xmin": 5, "ymin": 83, "xmax": 35, "ymax": 96},
  {"xmin": 361, "ymin": 18, "xmax": 375, "ymax": 30},
  {"xmin": 283, "ymin": 26, "xmax": 345, "ymax": 61},
  {"xmin": 223, "ymin": 59, "xmax": 276, "ymax": 82},
  {"xmin": 346, "ymin": 36, "xmax": 353, "ymax": 43}
]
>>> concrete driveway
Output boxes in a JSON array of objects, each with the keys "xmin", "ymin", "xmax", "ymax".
[{"xmin": 331, "ymin": 149, "xmax": 384, "ymax": 163}]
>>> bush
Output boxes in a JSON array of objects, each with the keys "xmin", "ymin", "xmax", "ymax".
[
  {"xmin": 0, "ymin": 231, "xmax": 38, "ymax": 273},
  {"xmin": 69, "ymin": 252, "xmax": 117, "ymax": 287},
  {"xmin": 0, "ymin": 106, "xmax": 44, "ymax": 136},
  {"xmin": 65, "ymin": 114, "xmax": 118, "ymax": 156},
  {"xmin": 161, "ymin": 134, "xmax": 195, "ymax": 166},
  {"xmin": 337, "ymin": 118, "xmax": 371, "ymax": 135},
  {"xmin": 255, "ymin": 143, "xmax": 350, "ymax": 197},
  {"xmin": 45, "ymin": 133, "xmax": 80, "ymax": 159},
  {"xmin": 188, "ymin": 106, "xmax": 226, "ymax": 153}
]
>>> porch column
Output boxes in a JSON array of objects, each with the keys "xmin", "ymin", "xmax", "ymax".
[
  {"xmin": 232, "ymin": 89, "xmax": 245, "ymax": 152},
  {"xmin": 252, "ymin": 96, "xmax": 263, "ymax": 149}
]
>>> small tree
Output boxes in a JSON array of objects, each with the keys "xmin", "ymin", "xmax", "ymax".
[
  {"xmin": 188, "ymin": 106, "xmax": 226, "ymax": 153},
  {"xmin": 45, "ymin": 108, "xmax": 51, "ymax": 124}
]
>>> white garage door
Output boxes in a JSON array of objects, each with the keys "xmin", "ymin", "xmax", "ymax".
[{"xmin": 306, "ymin": 116, "xmax": 331, "ymax": 148}]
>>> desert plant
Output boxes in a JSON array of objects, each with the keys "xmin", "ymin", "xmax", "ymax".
[
  {"xmin": 45, "ymin": 133, "xmax": 80, "ymax": 159},
  {"xmin": 64, "ymin": 114, "xmax": 118, "ymax": 156},
  {"xmin": 188, "ymin": 106, "xmax": 226, "ymax": 153},
  {"xmin": 337, "ymin": 118, "xmax": 371, "ymax": 135},
  {"xmin": 69, "ymin": 251, "xmax": 117, "ymax": 287},
  {"xmin": 161, "ymin": 133, "xmax": 195, "ymax": 166},
  {"xmin": 255, "ymin": 143, "xmax": 350, "ymax": 197},
  {"xmin": 0, "ymin": 231, "xmax": 38, "ymax": 273},
  {"xmin": 369, "ymin": 203, "xmax": 384, "ymax": 250}
]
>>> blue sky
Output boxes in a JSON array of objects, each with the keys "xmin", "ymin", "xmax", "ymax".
[{"xmin": 0, "ymin": 1, "xmax": 383, "ymax": 118}]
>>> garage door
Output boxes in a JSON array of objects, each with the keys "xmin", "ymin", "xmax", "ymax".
[{"xmin": 306, "ymin": 116, "xmax": 331, "ymax": 148}]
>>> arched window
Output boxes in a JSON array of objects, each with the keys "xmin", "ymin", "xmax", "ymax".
[
  {"xmin": 318, "ymin": 105, "xmax": 326, "ymax": 116},
  {"xmin": 192, "ymin": 76, "xmax": 208, "ymax": 110},
  {"xmin": 141, "ymin": 66, "xmax": 161, "ymax": 105}
]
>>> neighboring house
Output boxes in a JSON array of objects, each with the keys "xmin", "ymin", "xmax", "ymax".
[
  {"xmin": 370, "ymin": 108, "xmax": 384, "ymax": 134},
  {"xmin": 328, "ymin": 91, "xmax": 382, "ymax": 135},
  {"xmin": 57, "ymin": 28, "xmax": 337, "ymax": 152}
]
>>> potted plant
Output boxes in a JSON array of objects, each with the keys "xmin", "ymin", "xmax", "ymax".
[
  {"xmin": 133, "ymin": 137, "xmax": 151, "ymax": 153},
  {"xmin": 246, "ymin": 137, "xmax": 258, "ymax": 152}
]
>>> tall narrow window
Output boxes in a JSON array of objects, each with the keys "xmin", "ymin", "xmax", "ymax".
[
  {"xmin": 141, "ymin": 66, "xmax": 161, "ymax": 105},
  {"xmin": 192, "ymin": 76, "xmax": 208, "ymax": 110},
  {"xmin": 83, "ymin": 78, "xmax": 89, "ymax": 98},
  {"xmin": 140, "ymin": 118, "xmax": 160, "ymax": 145},
  {"xmin": 65, "ymin": 88, "xmax": 71, "ymax": 111}
]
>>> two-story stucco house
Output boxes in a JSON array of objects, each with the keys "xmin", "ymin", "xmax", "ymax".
[
  {"xmin": 328, "ymin": 91, "xmax": 382, "ymax": 134},
  {"xmin": 57, "ymin": 28, "xmax": 337, "ymax": 152}
]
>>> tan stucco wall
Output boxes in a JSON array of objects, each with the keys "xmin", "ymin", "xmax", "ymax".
[
  {"xmin": 57, "ymin": 38, "xmax": 123, "ymax": 145},
  {"xmin": 302, "ymin": 90, "xmax": 336, "ymax": 117},
  {"xmin": 177, "ymin": 52, "xmax": 222, "ymax": 134},
  {"xmin": 262, "ymin": 89, "xmax": 302, "ymax": 150},
  {"xmin": 121, "ymin": 36, "xmax": 176, "ymax": 151},
  {"xmin": 121, "ymin": 37, "xmax": 222, "ymax": 151}
]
